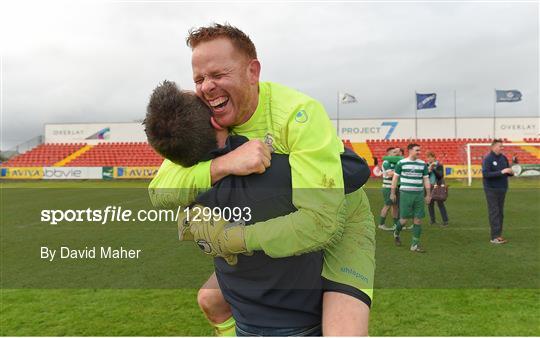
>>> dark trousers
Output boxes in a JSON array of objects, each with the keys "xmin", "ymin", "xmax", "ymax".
[
  {"xmin": 428, "ymin": 199, "xmax": 448, "ymax": 223},
  {"xmin": 484, "ymin": 188, "xmax": 507, "ymax": 239}
]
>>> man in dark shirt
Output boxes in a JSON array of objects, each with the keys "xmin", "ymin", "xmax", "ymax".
[
  {"xmin": 482, "ymin": 139, "xmax": 514, "ymax": 244},
  {"xmin": 193, "ymin": 136, "xmax": 367, "ymax": 335}
]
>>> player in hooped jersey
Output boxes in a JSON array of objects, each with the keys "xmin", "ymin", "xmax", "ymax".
[
  {"xmin": 390, "ymin": 143, "xmax": 431, "ymax": 253},
  {"xmin": 378, "ymin": 147, "xmax": 401, "ymax": 231}
]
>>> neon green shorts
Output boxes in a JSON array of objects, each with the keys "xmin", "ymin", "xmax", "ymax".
[
  {"xmin": 399, "ymin": 190, "xmax": 425, "ymax": 219},
  {"xmin": 321, "ymin": 188, "xmax": 376, "ymax": 306}
]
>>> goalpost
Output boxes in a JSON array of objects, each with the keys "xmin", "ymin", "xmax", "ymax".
[{"xmin": 466, "ymin": 142, "xmax": 540, "ymax": 186}]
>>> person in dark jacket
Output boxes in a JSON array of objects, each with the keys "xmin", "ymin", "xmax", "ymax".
[
  {"xmin": 426, "ymin": 151, "xmax": 449, "ymax": 226},
  {"xmin": 482, "ymin": 139, "xmax": 513, "ymax": 244}
]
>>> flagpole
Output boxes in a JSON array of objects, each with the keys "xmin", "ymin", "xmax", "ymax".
[
  {"xmin": 336, "ymin": 92, "xmax": 340, "ymax": 137},
  {"xmin": 493, "ymin": 89, "xmax": 496, "ymax": 138},
  {"xmin": 454, "ymin": 90, "xmax": 457, "ymax": 139},
  {"xmin": 414, "ymin": 91, "xmax": 418, "ymax": 139}
]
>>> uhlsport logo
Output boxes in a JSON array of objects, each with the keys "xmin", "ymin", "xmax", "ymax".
[
  {"xmin": 85, "ymin": 127, "xmax": 110, "ymax": 140},
  {"xmin": 294, "ymin": 110, "xmax": 308, "ymax": 123},
  {"xmin": 341, "ymin": 121, "xmax": 398, "ymax": 140}
]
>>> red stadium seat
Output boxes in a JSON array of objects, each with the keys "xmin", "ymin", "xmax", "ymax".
[
  {"xmin": 364, "ymin": 138, "xmax": 540, "ymax": 165},
  {"xmin": 4, "ymin": 139, "xmax": 535, "ymax": 169},
  {"xmin": 64, "ymin": 142, "xmax": 164, "ymax": 167},
  {"xmin": 1, "ymin": 143, "xmax": 86, "ymax": 167}
]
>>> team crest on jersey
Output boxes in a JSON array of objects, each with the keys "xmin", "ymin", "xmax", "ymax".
[
  {"xmin": 493, "ymin": 161, "xmax": 498, "ymax": 166},
  {"xmin": 295, "ymin": 110, "xmax": 308, "ymax": 123},
  {"xmin": 264, "ymin": 133, "xmax": 275, "ymax": 153}
]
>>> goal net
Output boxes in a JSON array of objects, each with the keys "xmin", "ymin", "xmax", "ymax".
[{"xmin": 466, "ymin": 142, "xmax": 540, "ymax": 186}]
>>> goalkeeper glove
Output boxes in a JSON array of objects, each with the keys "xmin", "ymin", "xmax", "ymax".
[
  {"xmin": 178, "ymin": 205, "xmax": 248, "ymax": 265},
  {"xmin": 178, "ymin": 214, "xmax": 194, "ymax": 241}
]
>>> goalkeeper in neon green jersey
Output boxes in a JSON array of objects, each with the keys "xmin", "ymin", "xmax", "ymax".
[{"xmin": 148, "ymin": 24, "xmax": 375, "ymax": 335}]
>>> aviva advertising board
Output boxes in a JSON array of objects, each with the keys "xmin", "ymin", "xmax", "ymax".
[
  {"xmin": 0, "ymin": 167, "xmax": 43, "ymax": 179},
  {"xmin": 114, "ymin": 167, "xmax": 158, "ymax": 179}
]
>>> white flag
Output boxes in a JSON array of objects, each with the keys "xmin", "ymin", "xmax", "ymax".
[{"xmin": 340, "ymin": 92, "xmax": 357, "ymax": 104}]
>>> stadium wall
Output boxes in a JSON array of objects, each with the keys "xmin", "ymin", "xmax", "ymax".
[
  {"xmin": 369, "ymin": 164, "xmax": 540, "ymax": 179},
  {"xmin": 0, "ymin": 166, "xmax": 157, "ymax": 179},
  {"xmin": 0, "ymin": 166, "xmax": 155, "ymax": 179},
  {"xmin": 3, "ymin": 163, "xmax": 539, "ymax": 180},
  {"xmin": 332, "ymin": 117, "xmax": 538, "ymax": 141},
  {"xmin": 45, "ymin": 123, "xmax": 147, "ymax": 143},
  {"xmin": 45, "ymin": 117, "xmax": 538, "ymax": 144}
]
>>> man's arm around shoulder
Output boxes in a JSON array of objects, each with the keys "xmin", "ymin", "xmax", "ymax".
[{"xmin": 149, "ymin": 139, "xmax": 271, "ymax": 208}]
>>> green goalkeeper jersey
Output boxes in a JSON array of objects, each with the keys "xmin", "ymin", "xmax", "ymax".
[{"xmin": 148, "ymin": 81, "xmax": 347, "ymax": 257}]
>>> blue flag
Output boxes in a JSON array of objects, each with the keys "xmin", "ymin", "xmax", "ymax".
[
  {"xmin": 496, "ymin": 90, "xmax": 522, "ymax": 103},
  {"xmin": 416, "ymin": 93, "xmax": 437, "ymax": 110}
]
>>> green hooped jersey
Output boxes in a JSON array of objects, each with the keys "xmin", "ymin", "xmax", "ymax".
[
  {"xmin": 394, "ymin": 158, "xmax": 429, "ymax": 192},
  {"xmin": 382, "ymin": 156, "xmax": 403, "ymax": 188},
  {"xmin": 148, "ymin": 81, "xmax": 347, "ymax": 257},
  {"xmin": 381, "ymin": 161, "xmax": 395, "ymax": 188}
]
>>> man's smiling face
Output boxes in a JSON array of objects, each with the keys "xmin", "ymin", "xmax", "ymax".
[{"xmin": 192, "ymin": 38, "xmax": 259, "ymax": 127}]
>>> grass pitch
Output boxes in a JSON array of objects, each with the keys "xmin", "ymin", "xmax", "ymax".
[{"xmin": 1, "ymin": 178, "xmax": 539, "ymax": 336}]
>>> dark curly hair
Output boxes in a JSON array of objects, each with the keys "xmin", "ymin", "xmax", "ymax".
[
  {"xmin": 186, "ymin": 23, "xmax": 257, "ymax": 59},
  {"xmin": 144, "ymin": 81, "xmax": 217, "ymax": 167}
]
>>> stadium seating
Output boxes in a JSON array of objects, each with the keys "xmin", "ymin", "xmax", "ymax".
[
  {"xmin": 1, "ymin": 142, "xmax": 164, "ymax": 167},
  {"xmin": 65, "ymin": 142, "xmax": 163, "ymax": 167},
  {"xmin": 1, "ymin": 143, "xmax": 85, "ymax": 167},
  {"xmin": 366, "ymin": 138, "xmax": 539, "ymax": 165},
  {"xmin": 524, "ymin": 138, "xmax": 540, "ymax": 143},
  {"xmin": 2, "ymin": 139, "xmax": 538, "ymax": 168}
]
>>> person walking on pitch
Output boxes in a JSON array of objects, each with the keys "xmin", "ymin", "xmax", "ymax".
[
  {"xmin": 378, "ymin": 147, "xmax": 401, "ymax": 231},
  {"xmin": 390, "ymin": 143, "xmax": 431, "ymax": 253}
]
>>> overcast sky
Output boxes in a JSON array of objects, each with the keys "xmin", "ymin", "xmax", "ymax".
[{"xmin": 0, "ymin": 0, "xmax": 538, "ymax": 149}]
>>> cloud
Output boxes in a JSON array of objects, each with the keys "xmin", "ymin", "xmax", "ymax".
[{"xmin": 1, "ymin": 1, "xmax": 537, "ymax": 149}]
